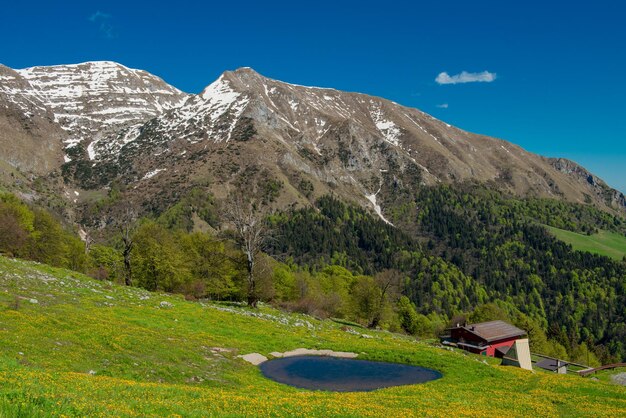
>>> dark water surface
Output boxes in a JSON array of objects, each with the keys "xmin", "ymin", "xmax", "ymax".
[{"xmin": 259, "ymin": 355, "xmax": 442, "ymax": 392}]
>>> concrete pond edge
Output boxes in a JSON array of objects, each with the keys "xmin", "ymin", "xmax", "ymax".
[{"xmin": 237, "ymin": 348, "xmax": 358, "ymax": 366}]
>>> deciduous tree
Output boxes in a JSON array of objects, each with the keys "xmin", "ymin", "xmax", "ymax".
[{"xmin": 222, "ymin": 195, "xmax": 272, "ymax": 308}]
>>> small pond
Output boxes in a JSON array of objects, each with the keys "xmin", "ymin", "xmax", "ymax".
[{"xmin": 259, "ymin": 355, "xmax": 442, "ymax": 392}]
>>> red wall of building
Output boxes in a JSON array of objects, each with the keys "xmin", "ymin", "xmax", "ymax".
[{"xmin": 485, "ymin": 339, "xmax": 517, "ymax": 356}]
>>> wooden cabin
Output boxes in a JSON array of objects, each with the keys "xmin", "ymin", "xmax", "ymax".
[{"xmin": 444, "ymin": 320, "xmax": 527, "ymax": 357}]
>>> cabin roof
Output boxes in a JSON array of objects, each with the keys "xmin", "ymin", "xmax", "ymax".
[
  {"xmin": 535, "ymin": 358, "xmax": 570, "ymax": 371},
  {"xmin": 457, "ymin": 320, "xmax": 526, "ymax": 343}
]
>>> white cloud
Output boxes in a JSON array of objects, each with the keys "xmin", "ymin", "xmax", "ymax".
[
  {"xmin": 436, "ymin": 103, "xmax": 449, "ymax": 109},
  {"xmin": 435, "ymin": 71, "xmax": 496, "ymax": 85},
  {"xmin": 88, "ymin": 11, "xmax": 116, "ymax": 39},
  {"xmin": 88, "ymin": 11, "xmax": 111, "ymax": 22}
]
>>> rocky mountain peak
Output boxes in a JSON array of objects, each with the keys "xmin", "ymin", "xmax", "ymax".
[
  {"xmin": 13, "ymin": 61, "xmax": 189, "ymax": 152},
  {"xmin": 218, "ymin": 67, "xmax": 293, "ymax": 94},
  {"xmin": 222, "ymin": 66, "xmax": 263, "ymax": 80}
]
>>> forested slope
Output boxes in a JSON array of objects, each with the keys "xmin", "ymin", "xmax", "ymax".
[
  {"xmin": 271, "ymin": 187, "xmax": 626, "ymax": 363},
  {"xmin": 2, "ymin": 182, "xmax": 626, "ymax": 364}
]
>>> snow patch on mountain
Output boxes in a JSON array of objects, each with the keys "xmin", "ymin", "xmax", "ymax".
[
  {"xmin": 200, "ymin": 75, "xmax": 242, "ymax": 111},
  {"xmin": 143, "ymin": 168, "xmax": 166, "ymax": 180},
  {"xmin": 0, "ymin": 70, "xmax": 48, "ymax": 115},
  {"xmin": 13, "ymin": 61, "xmax": 188, "ymax": 150},
  {"xmin": 370, "ymin": 106, "xmax": 401, "ymax": 146},
  {"xmin": 139, "ymin": 75, "xmax": 250, "ymax": 145},
  {"xmin": 87, "ymin": 141, "xmax": 97, "ymax": 160},
  {"xmin": 365, "ymin": 190, "xmax": 393, "ymax": 225},
  {"xmin": 90, "ymin": 124, "xmax": 143, "ymax": 161}
]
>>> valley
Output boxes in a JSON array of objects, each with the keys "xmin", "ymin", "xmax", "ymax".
[{"xmin": 1, "ymin": 59, "xmax": 626, "ymax": 417}]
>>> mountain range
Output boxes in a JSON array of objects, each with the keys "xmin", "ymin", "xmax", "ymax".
[{"xmin": 1, "ymin": 61, "xmax": 624, "ymax": 225}]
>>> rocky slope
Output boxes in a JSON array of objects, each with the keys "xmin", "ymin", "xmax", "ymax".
[
  {"xmin": 4, "ymin": 61, "xmax": 188, "ymax": 160},
  {"xmin": 0, "ymin": 64, "xmax": 65, "ymax": 175},
  {"xmin": 0, "ymin": 62, "xmax": 623, "ymax": 223},
  {"xmin": 83, "ymin": 67, "xmax": 626, "ymax": 221}
]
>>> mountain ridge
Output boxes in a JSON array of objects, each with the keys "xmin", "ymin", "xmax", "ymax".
[
  {"xmin": 7, "ymin": 61, "xmax": 189, "ymax": 151},
  {"xmin": 0, "ymin": 62, "xmax": 624, "ymax": 222}
]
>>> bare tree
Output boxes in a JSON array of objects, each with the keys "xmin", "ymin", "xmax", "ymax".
[
  {"xmin": 117, "ymin": 205, "xmax": 137, "ymax": 287},
  {"xmin": 370, "ymin": 269, "xmax": 403, "ymax": 328},
  {"xmin": 222, "ymin": 195, "xmax": 272, "ymax": 308}
]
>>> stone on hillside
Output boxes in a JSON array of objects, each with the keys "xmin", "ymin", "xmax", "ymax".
[
  {"xmin": 159, "ymin": 301, "xmax": 173, "ymax": 309},
  {"xmin": 210, "ymin": 347, "xmax": 235, "ymax": 354},
  {"xmin": 279, "ymin": 348, "xmax": 358, "ymax": 358},
  {"xmin": 611, "ymin": 373, "xmax": 626, "ymax": 386},
  {"xmin": 237, "ymin": 353, "xmax": 268, "ymax": 365}
]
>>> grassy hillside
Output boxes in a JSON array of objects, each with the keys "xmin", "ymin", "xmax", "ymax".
[
  {"xmin": 545, "ymin": 226, "xmax": 626, "ymax": 260},
  {"xmin": 0, "ymin": 257, "xmax": 625, "ymax": 417}
]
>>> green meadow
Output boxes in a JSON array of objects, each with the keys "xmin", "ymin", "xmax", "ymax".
[
  {"xmin": 0, "ymin": 256, "xmax": 625, "ymax": 417},
  {"xmin": 545, "ymin": 226, "xmax": 626, "ymax": 260}
]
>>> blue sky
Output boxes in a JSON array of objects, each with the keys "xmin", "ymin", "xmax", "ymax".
[{"xmin": 2, "ymin": 1, "xmax": 625, "ymax": 192}]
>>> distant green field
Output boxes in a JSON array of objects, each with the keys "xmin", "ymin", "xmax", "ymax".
[{"xmin": 545, "ymin": 226, "xmax": 626, "ymax": 260}]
